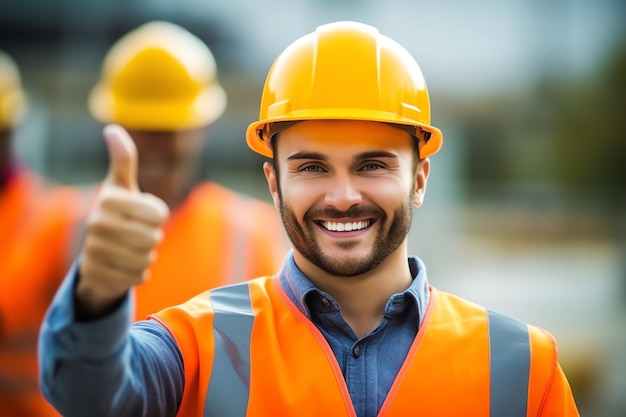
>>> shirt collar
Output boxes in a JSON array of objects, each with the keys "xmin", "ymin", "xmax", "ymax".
[{"xmin": 278, "ymin": 250, "xmax": 431, "ymax": 326}]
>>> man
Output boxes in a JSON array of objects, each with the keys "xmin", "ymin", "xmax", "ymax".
[
  {"xmin": 81, "ymin": 21, "xmax": 287, "ymax": 320},
  {"xmin": 39, "ymin": 21, "xmax": 580, "ymax": 416},
  {"xmin": 0, "ymin": 50, "xmax": 80, "ymax": 416}
]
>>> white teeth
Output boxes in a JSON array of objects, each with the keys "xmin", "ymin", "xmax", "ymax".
[{"xmin": 322, "ymin": 220, "xmax": 370, "ymax": 232}]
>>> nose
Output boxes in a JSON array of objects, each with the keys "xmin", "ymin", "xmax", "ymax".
[{"xmin": 324, "ymin": 172, "xmax": 363, "ymax": 211}]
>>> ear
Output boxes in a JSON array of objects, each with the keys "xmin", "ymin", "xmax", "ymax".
[
  {"xmin": 263, "ymin": 161, "xmax": 281, "ymax": 211},
  {"xmin": 412, "ymin": 158, "xmax": 430, "ymax": 208}
]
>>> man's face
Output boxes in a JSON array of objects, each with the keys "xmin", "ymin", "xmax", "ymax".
[
  {"xmin": 264, "ymin": 120, "xmax": 429, "ymax": 277},
  {"xmin": 126, "ymin": 127, "xmax": 206, "ymax": 204}
]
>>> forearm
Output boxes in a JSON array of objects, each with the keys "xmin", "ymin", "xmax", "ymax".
[
  {"xmin": 38, "ymin": 265, "xmax": 184, "ymax": 417},
  {"xmin": 41, "ymin": 323, "xmax": 183, "ymax": 417}
]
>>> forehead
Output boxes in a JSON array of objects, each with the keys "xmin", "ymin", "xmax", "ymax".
[{"xmin": 275, "ymin": 120, "xmax": 414, "ymax": 157}]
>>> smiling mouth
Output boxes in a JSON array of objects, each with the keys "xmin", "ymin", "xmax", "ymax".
[{"xmin": 318, "ymin": 220, "xmax": 372, "ymax": 232}]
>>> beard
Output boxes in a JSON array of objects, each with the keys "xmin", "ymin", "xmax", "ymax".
[{"xmin": 280, "ymin": 197, "xmax": 413, "ymax": 277}]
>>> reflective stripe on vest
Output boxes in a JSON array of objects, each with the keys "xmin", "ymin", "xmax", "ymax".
[
  {"xmin": 205, "ymin": 284, "xmax": 254, "ymax": 417},
  {"xmin": 487, "ymin": 310, "xmax": 531, "ymax": 417},
  {"xmin": 205, "ymin": 286, "xmax": 532, "ymax": 417}
]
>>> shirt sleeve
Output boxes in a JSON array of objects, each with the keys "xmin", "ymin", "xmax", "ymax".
[{"xmin": 38, "ymin": 262, "xmax": 185, "ymax": 417}]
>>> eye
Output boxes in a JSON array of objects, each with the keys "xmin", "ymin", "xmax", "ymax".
[
  {"xmin": 361, "ymin": 162, "xmax": 383, "ymax": 171},
  {"xmin": 301, "ymin": 164, "xmax": 325, "ymax": 173}
]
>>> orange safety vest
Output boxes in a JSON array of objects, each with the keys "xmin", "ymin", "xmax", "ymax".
[
  {"xmin": 0, "ymin": 170, "xmax": 81, "ymax": 417},
  {"xmin": 73, "ymin": 181, "xmax": 287, "ymax": 321},
  {"xmin": 154, "ymin": 277, "xmax": 579, "ymax": 417}
]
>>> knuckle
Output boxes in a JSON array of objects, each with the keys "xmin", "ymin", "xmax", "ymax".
[
  {"xmin": 136, "ymin": 257, "xmax": 153, "ymax": 272},
  {"xmin": 85, "ymin": 212, "xmax": 116, "ymax": 235},
  {"xmin": 154, "ymin": 229, "xmax": 165, "ymax": 244},
  {"xmin": 80, "ymin": 262, "xmax": 101, "ymax": 281},
  {"xmin": 82, "ymin": 238, "xmax": 104, "ymax": 259},
  {"xmin": 147, "ymin": 229, "xmax": 164, "ymax": 247},
  {"xmin": 97, "ymin": 191, "xmax": 121, "ymax": 209}
]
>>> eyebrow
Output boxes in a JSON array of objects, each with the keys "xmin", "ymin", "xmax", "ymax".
[
  {"xmin": 287, "ymin": 152, "xmax": 327, "ymax": 161},
  {"xmin": 356, "ymin": 151, "xmax": 398, "ymax": 161},
  {"xmin": 286, "ymin": 150, "xmax": 398, "ymax": 162}
]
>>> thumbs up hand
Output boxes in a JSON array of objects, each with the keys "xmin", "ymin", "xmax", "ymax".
[{"xmin": 76, "ymin": 124, "xmax": 169, "ymax": 317}]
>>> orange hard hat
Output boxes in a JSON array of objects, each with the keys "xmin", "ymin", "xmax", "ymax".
[
  {"xmin": 246, "ymin": 21, "xmax": 443, "ymax": 159},
  {"xmin": 89, "ymin": 21, "xmax": 226, "ymax": 131}
]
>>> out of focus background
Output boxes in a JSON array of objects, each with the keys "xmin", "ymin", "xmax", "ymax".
[{"xmin": 1, "ymin": 0, "xmax": 624, "ymax": 414}]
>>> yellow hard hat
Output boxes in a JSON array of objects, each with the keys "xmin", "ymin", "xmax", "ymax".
[
  {"xmin": 0, "ymin": 50, "xmax": 27, "ymax": 130},
  {"xmin": 246, "ymin": 21, "xmax": 443, "ymax": 159},
  {"xmin": 89, "ymin": 21, "xmax": 226, "ymax": 131}
]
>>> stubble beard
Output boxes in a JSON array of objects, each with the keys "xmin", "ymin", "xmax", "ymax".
[{"xmin": 280, "ymin": 197, "xmax": 413, "ymax": 277}]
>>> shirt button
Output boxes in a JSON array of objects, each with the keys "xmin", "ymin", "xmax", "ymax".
[
  {"xmin": 321, "ymin": 297, "xmax": 332, "ymax": 311},
  {"xmin": 352, "ymin": 345, "xmax": 362, "ymax": 358}
]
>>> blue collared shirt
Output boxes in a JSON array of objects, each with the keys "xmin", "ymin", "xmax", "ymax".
[
  {"xmin": 39, "ymin": 252, "xmax": 430, "ymax": 417},
  {"xmin": 279, "ymin": 253, "xmax": 430, "ymax": 417}
]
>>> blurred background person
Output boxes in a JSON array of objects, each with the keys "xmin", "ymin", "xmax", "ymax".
[
  {"xmin": 0, "ymin": 49, "xmax": 80, "ymax": 417},
  {"xmin": 79, "ymin": 21, "xmax": 288, "ymax": 321}
]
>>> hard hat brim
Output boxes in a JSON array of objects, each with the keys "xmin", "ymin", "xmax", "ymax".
[
  {"xmin": 246, "ymin": 110, "xmax": 443, "ymax": 159},
  {"xmin": 88, "ymin": 83, "xmax": 227, "ymax": 131}
]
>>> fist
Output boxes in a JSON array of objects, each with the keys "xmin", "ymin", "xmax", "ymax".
[{"xmin": 76, "ymin": 124, "xmax": 169, "ymax": 314}]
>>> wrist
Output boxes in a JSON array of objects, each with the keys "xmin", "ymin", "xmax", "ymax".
[{"xmin": 74, "ymin": 279, "xmax": 127, "ymax": 321}]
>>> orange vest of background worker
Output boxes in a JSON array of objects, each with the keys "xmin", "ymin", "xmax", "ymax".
[
  {"xmin": 0, "ymin": 50, "xmax": 80, "ymax": 416},
  {"xmin": 83, "ymin": 21, "xmax": 288, "ymax": 320},
  {"xmin": 154, "ymin": 279, "xmax": 579, "ymax": 416}
]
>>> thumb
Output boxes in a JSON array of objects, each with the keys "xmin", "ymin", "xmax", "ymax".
[{"xmin": 103, "ymin": 124, "xmax": 138, "ymax": 191}]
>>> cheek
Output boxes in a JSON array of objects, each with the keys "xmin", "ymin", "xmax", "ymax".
[
  {"xmin": 280, "ymin": 177, "xmax": 326, "ymax": 210},
  {"xmin": 358, "ymin": 177, "xmax": 411, "ymax": 205}
]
